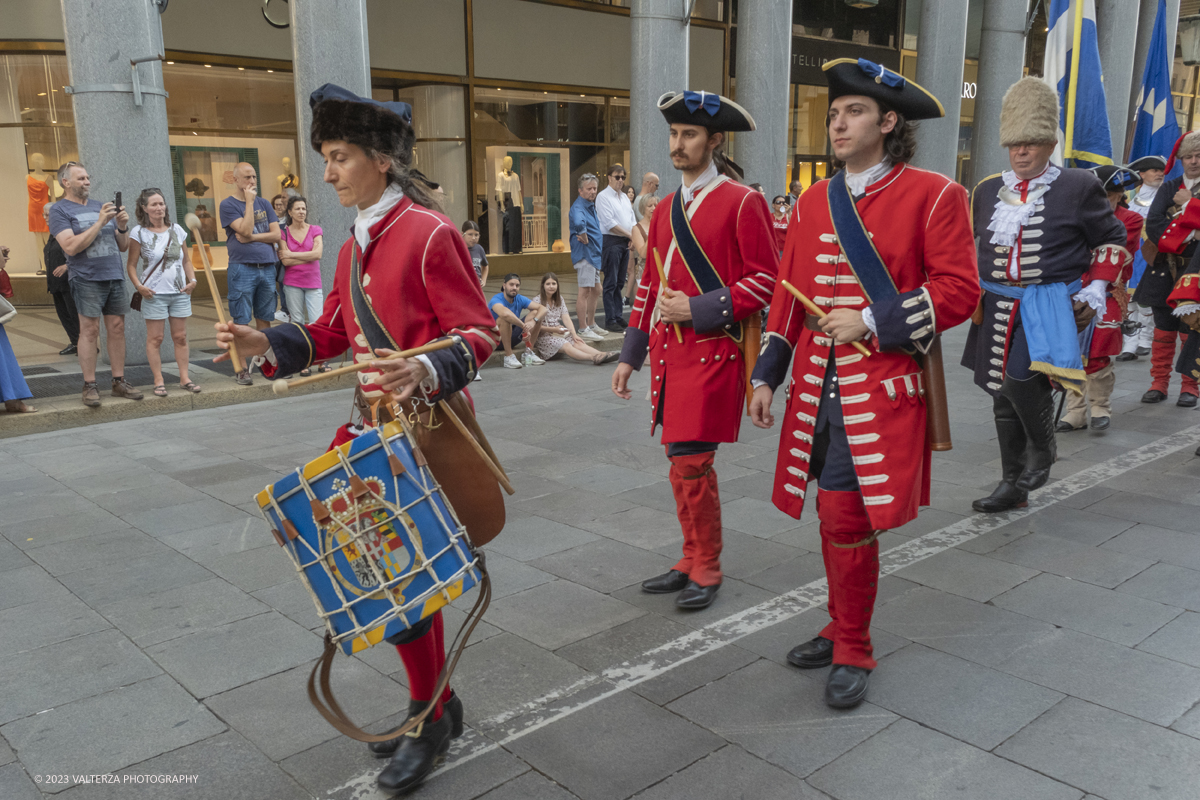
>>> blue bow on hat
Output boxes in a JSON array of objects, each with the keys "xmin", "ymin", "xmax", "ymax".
[
  {"xmin": 858, "ymin": 59, "xmax": 906, "ymax": 89},
  {"xmin": 683, "ymin": 90, "xmax": 721, "ymax": 116}
]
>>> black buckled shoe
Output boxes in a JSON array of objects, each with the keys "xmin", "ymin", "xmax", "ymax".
[
  {"xmin": 786, "ymin": 636, "xmax": 834, "ymax": 669},
  {"xmin": 1090, "ymin": 416, "xmax": 1111, "ymax": 431},
  {"xmin": 972, "ymin": 481, "xmax": 1028, "ymax": 513},
  {"xmin": 1142, "ymin": 389, "xmax": 1167, "ymax": 403},
  {"xmin": 376, "ymin": 703, "xmax": 454, "ymax": 795},
  {"xmin": 641, "ymin": 569, "xmax": 690, "ymax": 594},
  {"xmin": 1178, "ymin": 393, "xmax": 1198, "ymax": 408},
  {"xmin": 676, "ymin": 581, "xmax": 719, "ymax": 609},
  {"xmin": 369, "ymin": 693, "xmax": 464, "ymax": 759},
  {"xmin": 1055, "ymin": 420, "xmax": 1084, "ymax": 433},
  {"xmin": 824, "ymin": 664, "xmax": 871, "ymax": 709}
]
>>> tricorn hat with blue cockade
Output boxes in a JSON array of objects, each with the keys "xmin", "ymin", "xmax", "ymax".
[
  {"xmin": 1090, "ymin": 164, "xmax": 1142, "ymax": 193},
  {"xmin": 658, "ymin": 91, "xmax": 756, "ymax": 133},
  {"xmin": 823, "ymin": 58, "xmax": 944, "ymax": 121}
]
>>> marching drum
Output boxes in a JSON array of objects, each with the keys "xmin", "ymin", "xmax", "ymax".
[{"xmin": 256, "ymin": 419, "xmax": 482, "ymax": 656}]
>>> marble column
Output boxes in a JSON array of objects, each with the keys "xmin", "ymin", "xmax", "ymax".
[
  {"xmin": 289, "ymin": 0, "xmax": 371, "ymax": 290},
  {"xmin": 969, "ymin": 0, "xmax": 1030, "ymax": 185},
  {"xmin": 631, "ymin": 0, "xmax": 689, "ymax": 196},
  {"xmin": 733, "ymin": 0, "xmax": 792, "ymax": 192},
  {"xmin": 1097, "ymin": 0, "xmax": 1142, "ymax": 160},
  {"xmin": 60, "ymin": 0, "xmax": 175, "ymax": 368},
  {"xmin": 912, "ymin": 0, "xmax": 970, "ymax": 179}
]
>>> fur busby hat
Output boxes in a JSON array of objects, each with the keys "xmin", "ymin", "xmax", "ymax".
[
  {"xmin": 1128, "ymin": 155, "xmax": 1167, "ymax": 173},
  {"xmin": 823, "ymin": 58, "xmax": 944, "ymax": 121},
  {"xmin": 1164, "ymin": 131, "xmax": 1200, "ymax": 173},
  {"xmin": 658, "ymin": 91, "xmax": 756, "ymax": 133},
  {"xmin": 999, "ymin": 77, "xmax": 1059, "ymax": 148},
  {"xmin": 1090, "ymin": 165, "xmax": 1141, "ymax": 193},
  {"xmin": 309, "ymin": 83, "xmax": 415, "ymax": 159}
]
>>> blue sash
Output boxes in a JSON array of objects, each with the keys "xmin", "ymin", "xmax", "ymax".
[
  {"xmin": 670, "ymin": 185, "xmax": 742, "ymax": 343},
  {"xmin": 826, "ymin": 170, "xmax": 899, "ymax": 305},
  {"xmin": 981, "ymin": 279, "xmax": 1086, "ymax": 394}
]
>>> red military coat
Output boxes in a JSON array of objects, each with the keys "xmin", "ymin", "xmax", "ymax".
[
  {"xmin": 1087, "ymin": 204, "xmax": 1143, "ymax": 363},
  {"xmin": 263, "ymin": 196, "xmax": 498, "ymax": 406},
  {"xmin": 625, "ymin": 176, "xmax": 778, "ymax": 443},
  {"xmin": 761, "ymin": 164, "xmax": 979, "ymax": 530}
]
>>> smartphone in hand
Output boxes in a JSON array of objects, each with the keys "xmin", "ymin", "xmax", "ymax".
[{"xmin": 114, "ymin": 191, "xmax": 122, "ymax": 212}]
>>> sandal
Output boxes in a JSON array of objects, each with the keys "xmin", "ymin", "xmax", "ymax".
[
  {"xmin": 300, "ymin": 368, "xmax": 312, "ymax": 378},
  {"xmin": 153, "ymin": 385, "xmax": 168, "ymax": 397},
  {"xmin": 318, "ymin": 364, "xmax": 333, "ymax": 373},
  {"xmin": 592, "ymin": 351, "xmax": 619, "ymax": 365},
  {"xmin": 179, "ymin": 382, "xmax": 202, "ymax": 393}
]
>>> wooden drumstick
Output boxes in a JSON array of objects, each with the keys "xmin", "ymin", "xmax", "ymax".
[
  {"xmin": 271, "ymin": 339, "xmax": 458, "ymax": 396},
  {"xmin": 780, "ymin": 279, "xmax": 871, "ymax": 358},
  {"xmin": 436, "ymin": 399, "xmax": 516, "ymax": 496},
  {"xmin": 185, "ymin": 214, "xmax": 245, "ymax": 374},
  {"xmin": 652, "ymin": 248, "xmax": 684, "ymax": 343}
]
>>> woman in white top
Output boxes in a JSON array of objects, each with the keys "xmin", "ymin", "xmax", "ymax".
[
  {"xmin": 628, "ymin": 194, "xmax": 658, "ymax": 306},
  {"xmin": 126, "ymin": 189, "xmax": 199, "ymax": 396}
]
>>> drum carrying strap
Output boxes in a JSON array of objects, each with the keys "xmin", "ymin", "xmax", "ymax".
[{"xmin": 307, "ymin": 554, "xmax": 492, "ymax": 743}]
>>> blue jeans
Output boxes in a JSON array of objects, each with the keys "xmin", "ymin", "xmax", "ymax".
[{"xmin": 227, "ymin": 262, "xmax": 277, "ymax": 325}]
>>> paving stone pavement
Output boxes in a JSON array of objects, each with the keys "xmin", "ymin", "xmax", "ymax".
[{"xmin": 2, "ymin": 325, "xmax": 1199, "ymax": 799}]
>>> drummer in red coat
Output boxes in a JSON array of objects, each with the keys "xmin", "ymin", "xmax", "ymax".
[
  {"xmin": 216, "ymin": 84, "xmax": 498, "ymax": 795},
  {"xmin": 748, "ymin": 59, "xmax": 979, "ymax": 708},
  {"xmin": 612, "ymin": 90, "xmax": 778, "ymax": 610},
  {"xmin": 1057, "ymin": 165, "xmax": 1144, "ymax": 432}
]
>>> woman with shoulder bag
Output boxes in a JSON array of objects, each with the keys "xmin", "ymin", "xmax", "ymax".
[
  {"xmin": 0, "ymin": 244, "xmax": 36, "ymax": 413},
  {"xmin": 126, "ymin": 189, "xmax": 201, "ymax": 397}
]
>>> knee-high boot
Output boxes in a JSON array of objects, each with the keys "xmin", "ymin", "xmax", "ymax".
[
  {"xmin": 1002, "ymin": 374, "xmax": 1056, "ymax": 492},
  {"xmin": 668, "ymin": 451, "xmax": 723, "ymax": 587},
  {"xmin": 817, "ymin": 489, "xmax": 878, "ymax": 670},
  {"xmin": 973, "ymin": 393, "xmax": 1030, "ymax": 512}
]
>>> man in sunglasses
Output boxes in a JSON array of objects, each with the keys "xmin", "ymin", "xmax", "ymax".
[
  {"xmin": 770, "ymin": 195, "xmax": 790, "ymax": 255},
  {"xmin": 596, "ymin": 163, "xmax": 637, "ymax": 332}
]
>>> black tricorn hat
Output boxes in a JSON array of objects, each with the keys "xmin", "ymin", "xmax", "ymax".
[
  {"xmin": 823, "ymin": 58, "xmax": 944, "ymax": 121},
  {"xmin": 1090, "ymin": 164, "xmax": 1142, "ymax": 193},
  {"xmin": 309, "ymin": 83, "xmax": 415, "ymax": 156},
  {"xmin": 1128, "ymin": 155, "xmax": 1167, "ymax": 173},
  {"xmin": 658, "ymin": 91, "xmax": 756, "ymax": 133}
]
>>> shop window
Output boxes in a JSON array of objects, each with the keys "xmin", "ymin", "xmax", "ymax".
[
  {"xmin": 0, "ymin": 54, "xmax": 78, "ymax": 275},
  {"xmin": 793, "ymin": 0, "xmax": 899, "ymax": 49},
  {"xmin": 163, "ymin": 63, "xmax": 296, "ymax": 135},
  {"xmin": 609, "ymin": 98, "xmax": 630, "ymax": 145},
  {"xmin": 169, "ymin": 145, "xmax": 262, "ymax": 247}
]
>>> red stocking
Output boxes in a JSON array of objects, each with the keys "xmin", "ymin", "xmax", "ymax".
[
  {"xmin": 1150, "ymin": 328, "xmax": 1176, "ymax": 394},
  {"xmin": 395, "ymin": 622, "xmax": 444, "ymax": 721},
  {"xmin": 430, "ymin": 610, "xmax": 452, "ymax": 704},
  {"xmin": 817, "ymin": 489, "xmax": 878, "ymax": 670}
]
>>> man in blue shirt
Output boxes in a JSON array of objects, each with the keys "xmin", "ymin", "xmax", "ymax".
[
  {"xmin": 48, "ymin": 162, "xmax": 142, "ymax": 407},
  {"xmin": 569, "ymin": 174, "xmax": 603, "ymax": 341},
  {"xmin": 219, "ymin": 162, "xmax": 281, "ymax": 384},
  {"xmin": 489, "ymin": 273, "xmax": 547, "ymax": 369}
]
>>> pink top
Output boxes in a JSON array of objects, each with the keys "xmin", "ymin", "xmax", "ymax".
[{"xmin": 282, "ymin": 224, "xmax": 323, "ymax": 289}]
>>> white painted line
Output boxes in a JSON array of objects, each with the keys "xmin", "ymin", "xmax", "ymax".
[{"xmin": 328, "ymin": 423, "xmax": 1200, "ymax": 798}]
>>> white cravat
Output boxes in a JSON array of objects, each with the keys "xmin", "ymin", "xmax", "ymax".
[
  {"xmin": 354, "ymin": 184, "xmax": 406, "ymax": 253},
  {"xmin": 845, "ymin": 160, "xmax": 891, "ymax": 197},
  {"xmin": 680, "ymin": 159, "xmax": 719, "ymax": 204}
]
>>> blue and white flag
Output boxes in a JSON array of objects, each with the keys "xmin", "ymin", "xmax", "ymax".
[
  {"xmin": 1129, "ymin": 0, "xmax": 1182, "ymax": 179},
  {"xmin": 1044, "ymin": 0, "xmax": 1113, "ymax": 168}
]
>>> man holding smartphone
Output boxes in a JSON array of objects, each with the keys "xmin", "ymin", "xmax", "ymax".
[{"xmin": 48, "ymin": 162, "xmax": 141, "ymax": 407}]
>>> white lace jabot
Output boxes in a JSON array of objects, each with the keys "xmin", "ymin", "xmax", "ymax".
[
  {"xmin": 845, "ymin": 160, "xmax": 891, "ymax": 197},
  {"xmin": 988, "ymin": 165, "xmax": 1061, "ymax": 248},
  {"xmin": 354, "ymin": 184, "xmax": 406, "ymax": 252}
]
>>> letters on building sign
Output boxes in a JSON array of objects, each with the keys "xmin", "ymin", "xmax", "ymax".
[{"xmin": 962, "ymin": 82, "xmax": 977, "ymax": 99}]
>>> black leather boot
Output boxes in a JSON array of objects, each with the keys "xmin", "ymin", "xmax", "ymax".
[
  {"xmin": 369, "ymin": 692, "xmax": 463, "ymax": 759},
  {"xmin": 376, "ymin": 700, "xmax": 454, "ymax": 794},
  {"xmin": 1003, "ymin": 375, "xmax": 1056, "ymax": 492},
  {"xmin": 973, "ymin": 395, "xmax": 1030, "ymax": 513}
]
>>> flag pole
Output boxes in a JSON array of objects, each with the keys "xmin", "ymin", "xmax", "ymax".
[{"xmin": 1063, "ymin": 0, "xmax": 1087, "ymax": 166}]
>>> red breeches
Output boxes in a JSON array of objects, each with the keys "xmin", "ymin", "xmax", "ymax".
[
  {"xmin": 667, "ymin": 451, "xmax": 723, "ymax": 587},
  {"xmin": 816, "ymin": 489, "xmax": 879, "ymax": 671}
]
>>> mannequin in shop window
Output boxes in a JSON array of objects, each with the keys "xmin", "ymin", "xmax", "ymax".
[
  {"xmin": 28, "ymin": 153, "xmax": 60, "ymax": 274},
  {"xmin": 496, "ymin": 155, "xmax": 523, "ymax": 254},
  {"xmin": 279, "ymin": 156, "xmax": 300, "ymax": 197}
]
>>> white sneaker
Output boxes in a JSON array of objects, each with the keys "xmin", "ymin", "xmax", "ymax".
[
  {"xmin": 522, "ymin": 350, "xmax": 546, "ymax": 366},
  {"xmin": 274, "ymin": 311, "xmax": 290, "ymax": 323},
  {"xmin": 473, "ymin": 372, "xmax": 483, "ymax": 382},
  {"xmin": 503, "ymin": 354, "xmax": 522, "ymax": 369},
  {"xmin": 580, "ymin": 327, "xmax": 604, "ymax": 341}
]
